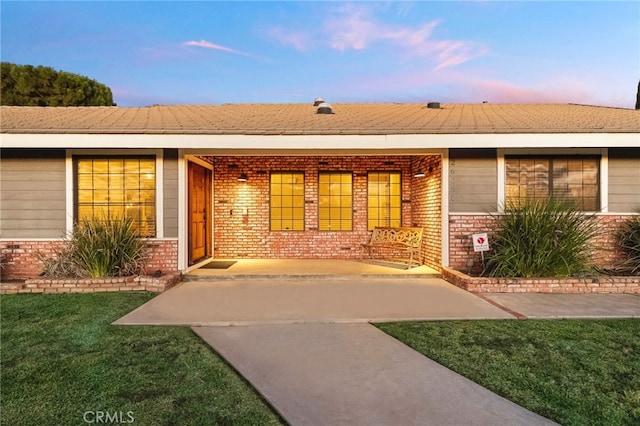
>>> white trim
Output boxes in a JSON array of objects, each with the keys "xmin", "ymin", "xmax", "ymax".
[
  {"xmin": 441, "ymin": 150, "xmax": 450, "ymax": 268},
  {"xmin": 2, "ymin": 133, "xmax": 639, "ymax": 150},
  {"xmin": 497, "ymin": 150, "xmax": 505, "ymax": 213},
  {"xmin": 600, "ymin": 148, "xmax": 608, "ymax": 213},
  {"xmin": 177, "ymin": 149, "xmax": 187, "ymax": 271},
  {"xmin": 65, "ymin": 149, "xmax": 74, "ymax": 235},
  {"xmin": 155, "ymin": 149, "xmax": 164, "ymax": 238}
]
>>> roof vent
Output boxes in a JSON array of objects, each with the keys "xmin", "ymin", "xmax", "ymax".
[
  {"xmin": 316, "ymin": 102, "xmax": 334, "ymax": 114},
  {"xmin": 426, "ymin": 102, "xmax": 441, "ymax": 109},
  {"xmin": 313, "ymin": 97, "xmax": 325, "ymax": 106}
]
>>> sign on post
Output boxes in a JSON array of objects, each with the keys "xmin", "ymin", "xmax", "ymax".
[{"xmin": 472, "ymin": 233, "xmax": 490, "ymax": 252}]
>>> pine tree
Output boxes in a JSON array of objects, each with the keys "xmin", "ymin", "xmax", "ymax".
[{"xmin": 1, "ymin": 62, "xmax": 115, "ymax": 106}]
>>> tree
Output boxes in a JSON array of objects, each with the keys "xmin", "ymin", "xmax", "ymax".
[
  {"xmin": 1, "ymin": 62, "xmax": 115, "ymax": 106},
  {"xmin": 636, "ymin": 80, "xmax": 640, "ymax": 110}
]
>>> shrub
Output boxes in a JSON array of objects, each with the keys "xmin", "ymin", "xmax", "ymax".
[
  {"xmin": 37, "ymin": 216, "xmax": 147, "ymax": 278},
  {"xmin": 616, "ymin": 214, "xmax": 640, "ymax": 275},
  {"xmin": 483, "ymin": 198, "xmax": 599, "ymax": 278}
]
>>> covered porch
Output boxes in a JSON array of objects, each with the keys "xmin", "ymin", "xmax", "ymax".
[
  {"xmin": 185, "ymin": 258, "xmax": 441, "ymax": 280},
  {"xmin": 181, "ymin": 151, "xmax": 445, "ymax": 273}
]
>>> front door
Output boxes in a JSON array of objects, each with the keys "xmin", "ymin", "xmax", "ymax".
[{"xmin": 188, "ymin": 162, "xmax": 212, "ymax": 265}]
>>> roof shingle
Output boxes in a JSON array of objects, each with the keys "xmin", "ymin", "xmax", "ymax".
[{"xmin": 1, "ymin": 103, "xmax": 639, "ymax": 135}]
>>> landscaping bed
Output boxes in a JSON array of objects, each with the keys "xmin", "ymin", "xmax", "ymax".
[
  {"xmin": 0, "ymin": 273, "xmax": 182, "ymax": 294},
  {"xmin": 443, "ymin": 267, "xmax": 640, "ymax": 293}
]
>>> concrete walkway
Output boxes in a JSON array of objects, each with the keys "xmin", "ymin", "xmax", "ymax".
[
  {"xmin": 194, "ymin": 323, "xmax": 557, "ymax": 426},
  {"xmin": 114, "ymin": 276, "xmax": 639, "ymax": 425}
]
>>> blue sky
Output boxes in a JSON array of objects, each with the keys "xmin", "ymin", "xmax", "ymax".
[{"xmin": 2, "ymin": 1, "xmax": 639, "ymax": 108}]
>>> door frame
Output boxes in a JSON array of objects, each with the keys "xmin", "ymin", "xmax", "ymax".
[{"xmin": 186, "ymin": 157, "xmax": 213, "ymax": 266}]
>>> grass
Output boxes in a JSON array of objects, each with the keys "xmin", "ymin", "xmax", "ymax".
[
  {"xmin": 376, "ymin": 319, "xmax": 640, "ymax": 426},
  {"xmin": 1, "ymin": 293, "xmax": 284, "ymax": 426}
]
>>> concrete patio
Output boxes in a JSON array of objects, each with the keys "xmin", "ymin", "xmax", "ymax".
[
  {"xmin": 114, "ymin": 276, "xmax": 514, "ymax": 326},
  {"xmin": 184, "ymin": 258, "xmax": 441, "ymax": 280}
]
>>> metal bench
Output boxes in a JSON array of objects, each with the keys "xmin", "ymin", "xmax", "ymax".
[{"xmin": 360, "ymin": 226, "xmax": 423, "ymax": 269}]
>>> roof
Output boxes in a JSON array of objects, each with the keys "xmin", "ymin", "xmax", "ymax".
[{"xmin": 1, "ymin": 103, "xmax": 639, "ymax": 135}]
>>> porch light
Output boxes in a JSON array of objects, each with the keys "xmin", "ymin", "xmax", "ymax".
[
  {"xmin": 413, "ymin": 166, "xmax": 434, "ymax": 178},
  {"xmin": 238, "ymin": 173, "xmax": 248, "ymax": 182}
]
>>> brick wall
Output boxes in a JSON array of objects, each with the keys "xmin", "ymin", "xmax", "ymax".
[
  {"xmin": 212, "ymin": 155, "xmax": 441, "ymax": 266},
  {"xmin": 1, "ymin": 239, "xmax": 179, "ymax": 281},
  {"xmin": 1, "ymin": 273, "xmax": 181, "ymax": 294},
  {"xmin": 411, "ymin": 156, "xmax": 442, "ymax": 270},
  {"xmin": 448, "ymin": 214, "xmax": 632, "ymax": 273},
  {"xmin": 443, "ymin": 268, "xmax": 639, "ymax": 293}
]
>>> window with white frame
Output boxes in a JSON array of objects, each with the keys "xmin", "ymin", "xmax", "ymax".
[
  {"xmin": 75, "ymin": 156, "xmax": 156, "ymax": 237},
  {"xmin": 505, "ymin": 156, "xmax": 600, "ymax": 211}
]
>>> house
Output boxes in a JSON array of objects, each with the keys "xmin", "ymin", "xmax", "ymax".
[{"xmin": 1, "ymin": 102, "xmax": 639, "ymax": 281}]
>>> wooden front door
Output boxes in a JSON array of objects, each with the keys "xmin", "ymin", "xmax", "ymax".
[{"xmin": 188, "ymin": 162, "xmax": 212, "ymax": 265}]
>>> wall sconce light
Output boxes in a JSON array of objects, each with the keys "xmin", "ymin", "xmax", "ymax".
[
  {"xmin": 413, "ymin": 166, "xmax": 434, "ymax": 178},
  {"xmin": 237, "ymin": 173, "xmax": 248, "ymax": 182}
]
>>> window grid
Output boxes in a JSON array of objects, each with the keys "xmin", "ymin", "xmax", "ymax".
[
  {"xmin": 367, "ymin": 171, "xmax": 402, "ymax": 230},
  {"xmin": 318, "ymin": 171, "xmax": 353, "ymax": 231},
  {"xmin": 270, "ymin": 171, "xmax": 305, "ymax": 231},
  {"xmin": 505, "ymin": 156, "xmax": 599, "ymax": 211},
  {"xmin": 75, "ymin": 157, "xmax": 156, "ymax": 237}
]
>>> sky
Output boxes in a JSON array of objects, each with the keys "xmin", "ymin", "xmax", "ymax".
[{"xmin": 1, "ymin": 1, "xmax": 639, "ymax": 108}]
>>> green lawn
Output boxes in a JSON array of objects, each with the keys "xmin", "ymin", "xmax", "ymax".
[
  {"xmin": 376, "ymin": 319, "xmax": 640, "ymax": 426},
  {"xmin": 1, "ymin": 293, "xmax": 284, "ymax": 426}
]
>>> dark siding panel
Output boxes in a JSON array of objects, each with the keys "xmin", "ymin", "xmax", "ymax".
[
  {"xmin": 449, "ymin": 149, "xmax": 498, "ymax": 212},
  {"xmin": 163, "ymin": 149, "xmax": 179, "ymax": 238},
  {"xmin": 608, "ymin": 150, "xmax": 640, "ymax": 212},
  {"xmin": 0, "ymin": 155, "xmax": 67, "ymax": 238}
]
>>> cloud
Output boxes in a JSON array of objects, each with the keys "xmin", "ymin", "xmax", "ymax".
[
  {"xmin": 267, "ymin": 27, "xmax": 312, "ymax": 52},
  {"xmin": 268, "ymin": 4, "xmax": 487, "ymax": 70},
  {"xmin": 183, "ymin": 39, "xmax": 261, "ymax": 60}
]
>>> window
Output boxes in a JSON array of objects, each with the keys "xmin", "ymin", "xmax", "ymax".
[
  {"xmin": 270, "ymin": 172, "xmax": 305, "ymax": 231},
  {"xmin": 367, "ymin": 171, "xmax": 402, "ymax": 230},
  {"xmin": 506, "ymin": 156, "xmax": 600, "ymax": 210},
  {"xmin": 75, "ymin": 157, "xmax": 156, "ymax": 236},
  {"xmin": 318, "ymin": 172, "xmax": 352, "ymax": 231}
]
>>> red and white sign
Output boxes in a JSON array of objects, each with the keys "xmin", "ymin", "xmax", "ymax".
[{"xmin": 472, "ymin": 233, "xmax": 490, "ymax": 252}]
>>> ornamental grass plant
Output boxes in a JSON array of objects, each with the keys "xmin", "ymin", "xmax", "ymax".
[
  {"xmin": 37, "ymin": 216, "xmax": 147, "ymax": 278},
  {"xmin": 616, "ymin": 214, "xmax": 640, "ymax": 275},
  {"xmin": 483, "ymin": 198, "xmax": 599, "ymax": 278}
]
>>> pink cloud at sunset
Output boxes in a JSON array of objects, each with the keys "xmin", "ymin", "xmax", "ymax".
[
  {"xmin": 183, "ymin": 40, "xmax": 260, "ymax": 60},
  {"xmin": 269, "ymin": 4, "xmax": 487, "ymax": 71}
]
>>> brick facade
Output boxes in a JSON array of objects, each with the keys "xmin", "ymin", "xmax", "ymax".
[
  {"xmin": 1, "ymin": 239, "xmax": 178, "ymax": 281},
  {"xmin": 443, "ymin": 268, "xmax": 639, "ymax": 294},
  {"xmin": 447, "ymin": 214, "xmax": 633, "ymax": 274},
  {"xmin": 211, "ymin": 155, "xmax": 442, "ymax": 270},
  {"xmin": 0, "ymin": 273, "xmax": 181, "ymax": 294}
]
